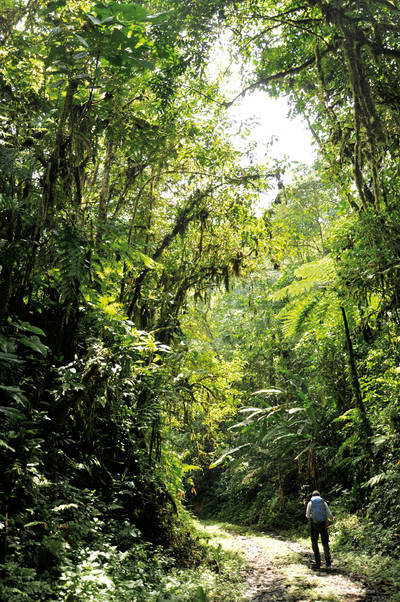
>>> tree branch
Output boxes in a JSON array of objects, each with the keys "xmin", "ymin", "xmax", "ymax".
[{"xmin": 224, "ymin": 44, "xmax": 338, "ymax": 107}]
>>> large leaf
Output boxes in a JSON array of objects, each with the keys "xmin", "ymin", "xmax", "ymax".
[
  {"xmin": 209, "ymin": 444, "xmax": 250, "ymax": 469},
  {"xmin": 19, "ymin": 335, "xmax": 49, "ymax": 357},
  {"xmin": 0, "ymin": 406, "xmax": 25, "ymax": 419},
  {"xmin": 362, "ymin": 472, "xmax": 392, "ymax": 489},
  {"xmin": 0, "ymin": 385, "xmax": 28, "ymax": 405},
  {"xmin": 108, "ymin": 3, "xmax": 148, "ymax": 21},
  {"xmin": 251, "ymin": 388, "xmax": 283, "ymax": 396},
  {"xmin": 0, "ymin": 351, "xmax": 23, "ymax": 364},
  {"xmin": 10, "ymin": 321, "xmax": 46, "ymax": 337}
]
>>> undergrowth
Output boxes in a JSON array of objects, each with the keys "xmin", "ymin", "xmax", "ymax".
[
  {"xmin": 0, "ymin": 507, "xmax": 245, "ymax": 602},
  {"xmin": 331, "ymin": 514, "xmax": 400, "ymax": 600}
]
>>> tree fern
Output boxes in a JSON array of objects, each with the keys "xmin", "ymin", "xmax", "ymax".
[
  {"xmin": 279, "ymin": 296, "xmax": 320, "ymax": 338},
  {"xmin": 272, "ymin": 278, "xmax": 316, "ymax": 301},
  {"xmin": 295, "ymin": 255, "xmax": 335, "ymax": 283},
  {"xmin": 271, "ymin": 255, "xmax": 335, "ymax": 302},
  {"xmin": 272, "ymin": 255, "xmax": 345, "ymax": 339}
]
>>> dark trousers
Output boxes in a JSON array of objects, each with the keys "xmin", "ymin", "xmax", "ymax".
[{"xmin": 310, "ymin": 521, "xmax": 331, "ymax": 566}]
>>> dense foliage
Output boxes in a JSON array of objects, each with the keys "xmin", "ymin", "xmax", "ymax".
[
  {"xmin": 1, "ymin": 0, "xmax": 400, "ymax": 599},
  {"xmin": 178, "ymin": 0, "xmax": 400, "ymax": 543},
  {"xmin": 0, "ymin": 0, "xmax": 270, "ymax": 597}
]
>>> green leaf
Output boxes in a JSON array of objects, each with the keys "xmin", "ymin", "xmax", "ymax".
[
  {"xmin": 43, "ymin": 0, "xmax": 66, "ymax": 14},
  {"xmin": 19, "ymin": 335, "xmax": 49, "ymax": 357},
  {"xmin": 73, "ymin": 51, "xmax": 89, "ymax": 61},
  {"xmin": 87, "ymin": 13, "xmax": 102, "ymax": 26},
  {"xmin": 114, "ymin": 4, "xmax": 148, "ymax": 21},
  {"xmin": 130, "ymin": 58, "xmax": 156, "ymax": 71},
  {"xmin": 209, "ymin": 444, "xmax": 250, "ymax": 469},
  {"xmin": 362, "ymin": 472, "xmax": 391, "ymax": 488},
  {"xmin": 182, "ymin": 464, "xmax": 201, "ymax": 473},
  {"xmin": 0, "ymin": 406, "xmax": 24, "ymax": 419},
  {"xmin": 295, "ymin": 255, "xmax": 335, "ymax": 282},
  {"xmin": 332, "ymin": 408, "xmax": 358, "ymax": 423},
  {"xmin": 0, "ymin": 439, "xmax": 16, "ymax": 453},
  {"xmin": 110, "ymin": 29, "xmax": 126, "ymax": 48},
  {"xmin": 196, "ymin": 586, "xmax": 208, "ymax": 602},
  {"xmin": 75, "ymin": 34, "xmax": 89, "ymax": 48},
  {"xmin": 251, "ymin": 388, "xmax": 283, "ymax": 396},
  {"xmin": 10, "ymin": 321, "xmax": 46, "ymax": 337},
  {"xmin": 137, "ymin": 252, "xmax": 161, "ymax": 269},
  {"xmin": 372, "ymin": 434, "xmax": 391, "ymax": 447},
  {"xmin": 0, "ymin": 385, "xmax": 28, "ymax": 405},
  {"xmin": 145, "ymin": 10, "xmax": 172, "ymax": 24},
  {"xmin": 0, "ymin": 351, "xmax": 23, "ymax": 364}
]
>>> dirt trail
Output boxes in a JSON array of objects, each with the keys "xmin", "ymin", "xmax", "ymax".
[
  {"xmin": 202, "ymin": 524, "xmax": 389, "ymax": 602},
  {"xmin": 237, "ymin": 533, "xmax": 366, "ymax": 601}
]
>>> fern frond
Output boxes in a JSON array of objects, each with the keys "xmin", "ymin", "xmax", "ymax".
[
  {"xmin": 294, "ymin": 255, "xmax": 335, "ymax": 284},
  {"xmin": 271, "ymin": 278, "xmax": 316, "ymax": 301},
  {"xmin": 294, "ymin": 298, "xmax": 320, "ymax": 338},
  {"xmin": 271, "ymin": 256, "xmax": 335, "ymax": 302},
  {"xmin": 279, "ymin": 296, "xmax": 319, "ymax": 338}
]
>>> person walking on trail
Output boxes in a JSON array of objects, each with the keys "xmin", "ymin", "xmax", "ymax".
[{"xmin": 306, "ymin": 490, "xmax": 333, "ymax": 569}]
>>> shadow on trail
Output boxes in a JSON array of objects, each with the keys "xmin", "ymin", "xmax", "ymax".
[{"xmin": 275, "ymin": 534, "xmax": 390, "ymax": 602}]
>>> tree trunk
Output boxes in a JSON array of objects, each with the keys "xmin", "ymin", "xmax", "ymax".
[
  {"xmin": 340, "ymin": 306, "xmax": 373, "ymax": 446},
  {"xmin": 96, "ymin": 140, "xmax": 113, "ymax": 247}
]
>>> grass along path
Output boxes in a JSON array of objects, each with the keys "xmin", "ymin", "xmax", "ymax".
[{"xmin": 199, "ymin": 521, "xmax": 388, "ymax": 601}]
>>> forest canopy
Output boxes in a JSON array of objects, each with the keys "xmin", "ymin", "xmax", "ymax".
[{"xmin": 1, "ymin": 0, "xmax": 400, "ymax": 600}]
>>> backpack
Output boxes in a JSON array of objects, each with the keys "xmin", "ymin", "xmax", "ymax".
[{"xmin": 311, "ymin": 496, "xmax": 327, "ymax": 523}]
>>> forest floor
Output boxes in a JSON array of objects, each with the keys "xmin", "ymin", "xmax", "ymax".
[{"xmin": 199, "ymin": 522, "xmax": 392, "ymax": 602}]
